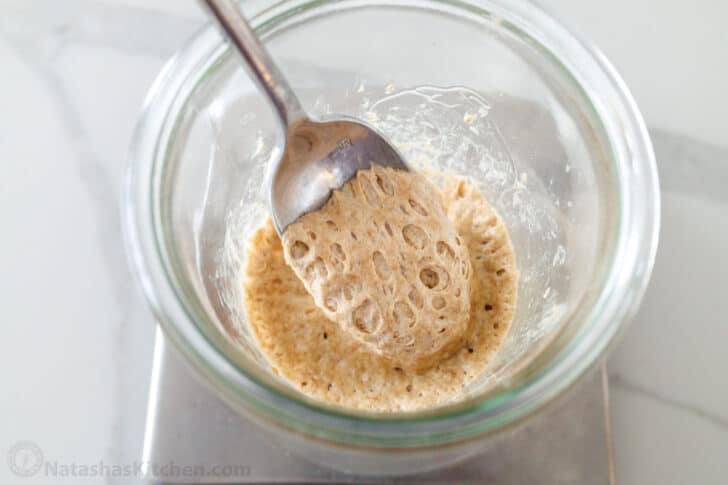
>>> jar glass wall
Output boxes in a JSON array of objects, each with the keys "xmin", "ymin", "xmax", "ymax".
[{"xmin": 124, "ymin": 0, "xmax": 659, "ymax": 474}]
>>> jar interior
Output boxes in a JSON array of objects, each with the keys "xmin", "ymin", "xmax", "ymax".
[{"xmin": 160, "ymin": 0, "xmax": 616, "ymax": 413}]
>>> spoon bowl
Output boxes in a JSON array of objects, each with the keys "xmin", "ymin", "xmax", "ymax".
[{"xmin": 270, "ymin": 117, "xmax": 407, "ymax": 233}]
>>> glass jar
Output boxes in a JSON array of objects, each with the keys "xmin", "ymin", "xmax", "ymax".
[{"xmin": 123, "ymin": 0, "xmax": 659, "ymax": 474}]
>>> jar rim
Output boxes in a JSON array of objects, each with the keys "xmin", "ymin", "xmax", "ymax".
[{"xmin": 123, "ymin": 0, "xmax": 659, "ymax": 447}]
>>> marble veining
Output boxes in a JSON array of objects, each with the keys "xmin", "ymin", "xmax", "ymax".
[
  {"xmin": 611, "ymin": 373, "xmax": 728, "ymax": 431},
  {"xmin": 1, "ymin": 2, "xmax": 200, "ymax": 481}
]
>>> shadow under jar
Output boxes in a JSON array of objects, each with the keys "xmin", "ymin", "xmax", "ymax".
[{"xmin": 124, "ymin": 0, "xmax": 659, "ymax": 475}]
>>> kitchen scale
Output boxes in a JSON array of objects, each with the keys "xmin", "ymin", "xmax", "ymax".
[
  {"xmin": 141, "ymin": 330, "xmax": 614, "ymax": 484},
  {"xmin": 140, "ymin": 129, "xmax": 727, "ymax": 484}
]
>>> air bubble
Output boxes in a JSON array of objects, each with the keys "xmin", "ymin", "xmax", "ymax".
[
  {"xmin": 408, "ymin": 198, "xmax": 428, "ymax": 216},
  {"xmin": 304, "ymin": 257, "xmax": 328, "ymax": 282},
  {"xmin": 402, "ymin": 224, "xmax": 427, "ymax": 249},
  {"xmin": 399, "ymin": 261, "xmax": 408, "ymax": 278},
  {"xmin": 372, "ymin": 251, "xmax": 391, "ymax": 279},
  {"xmin": 419, "ymin": 264, "xmax": 449, "ymax": 290},
  {"xmin": 408, "ymin": 287, "xmax": 424, "ymax": 309},
  {"xmin": 436, "ymin": 241, "xmax": 455, "ymax": 262},
  {"xmin": 420, "ymin": 268, "xmax": 438, "ymax": 288},
  {"xmin": 432, "ymin": 296, "xmax": 446, "ymax": 310},
  {"xmin": 290, "ymin": 240, "xmax": 309, "ymax": 259},
  {"xmin": 460, "ymin": 260, "xmax": 469, "ymax": 278},
  {"xmin": 397, "ymin": 334, "xmax": 415, "ymax": 346},
  {"xmin": 359, "ymin": 175, "xmax": 379, "ymax": 207},
  {"xmin": 324, "ymin": 296, "xmax": 337, "ymax": 312},
  {"xmin": 330, "ymin": 243, "xmax": 346, "ymax": 271},
  {"xmin": 352, "ymin": 299, "xmax": 381, "ymax": 334},
  {"xmin": 393, "ymin": 301, "xmax": 415, "ymax": 327},
  {"xmin": 331, "ymin": 277, "xmax": 361, "ymax": 302},
  {"xmin": 375, "ymin": 173, "xmax": 394, "ymax": 196}
]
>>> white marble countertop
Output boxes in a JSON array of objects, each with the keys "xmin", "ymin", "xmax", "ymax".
[{"xmin": 1, "ymin": 1, "xmax": 726, "ymax": 483}]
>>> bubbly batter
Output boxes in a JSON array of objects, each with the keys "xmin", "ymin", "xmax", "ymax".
[
  {"xmin": 243, "ymin": 172, "xmax": 517, "ymax": 411},
  {"xmin": 281, "ymin": 167, "xmax": 471, "ymax": 371}
]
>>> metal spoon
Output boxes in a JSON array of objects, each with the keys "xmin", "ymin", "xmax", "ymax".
[{"xmin": 201, "ymin": 0, "xmax": 408, "ymax": 235}]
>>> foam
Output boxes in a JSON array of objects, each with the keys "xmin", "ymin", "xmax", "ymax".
[
  {"xmin": 243, "ymin": 174, "xmax": 517, "ymax": 411},
  {"xmin": 282, "ymin": 167, "xmax": 471, "ymax": 370}
]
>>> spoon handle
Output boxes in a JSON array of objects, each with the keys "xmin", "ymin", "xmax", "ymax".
[{"xmin": 201, "ymin": 0, "xmax": 306, "ymax": 128}]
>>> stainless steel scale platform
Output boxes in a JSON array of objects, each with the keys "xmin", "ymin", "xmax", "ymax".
[{"xmin": 142, "ymin": 328, "xmax": 614, "ymax": 484}]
